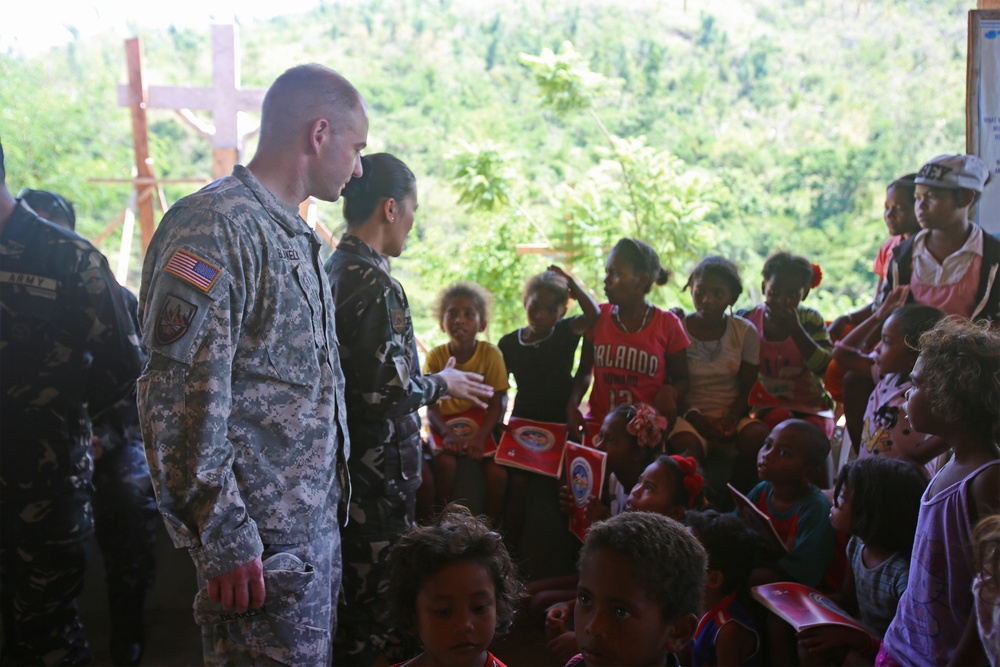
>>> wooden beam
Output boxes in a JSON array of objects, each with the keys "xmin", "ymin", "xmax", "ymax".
[
  {"xmin": 978, "ymin": 0, "xmax": 1000, "ymax": 9},
  {"xmin": 124, "ymin": 38, "xmax": 158, "ymax": 253}
]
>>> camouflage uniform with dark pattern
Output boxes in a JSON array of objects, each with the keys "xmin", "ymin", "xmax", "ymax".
[
  {"xmin": 325, "ymin": 234, "xmax": 447, "ymax": 665},
  {"xmin": 0, "ymin": 201, "xmax": 143, "ymax": 666},
  {"xmin": 137, "ymin": 166, "xmax": 351, "ymax": 667},
  {"xmin": 90, "ymin": 285, "xmax": 158, "ymax": 647}
]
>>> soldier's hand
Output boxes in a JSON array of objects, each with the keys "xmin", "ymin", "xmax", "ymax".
[
  {"xmin": 436, "ymin": 358, "xmax": 494, "ymax": 409},
  {"xmin": 208, "ymin": 555, "xmax": 265, "ymax": 613}
]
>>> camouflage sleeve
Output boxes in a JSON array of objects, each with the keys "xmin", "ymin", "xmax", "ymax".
[
  {"xmin": 342, "ymin": 279, "xmax": 446, "ymax": 421},
  {"xmin": 77, "ymin": 247, "xmax": 144, "ymax": 416},
  {"xmin": 136, "ymin": 211, "xmax": 262, "ymax": 580}
]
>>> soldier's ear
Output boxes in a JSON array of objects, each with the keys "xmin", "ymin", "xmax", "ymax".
[{"xmin": 383, "ymin": 198, "xmax": 396, "ymax": 223}]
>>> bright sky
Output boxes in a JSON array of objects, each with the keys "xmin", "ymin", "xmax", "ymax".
[{"xmin": 2, "ymin": 0, "xmax": 325, "ymax": 56}]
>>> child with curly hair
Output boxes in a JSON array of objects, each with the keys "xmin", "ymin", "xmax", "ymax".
[
  {"xmin": 567, "ymin": 511, "xmax": 707, "ymax": 666},
  {"xmin": 424, "ymin": 282, "xmax": 510, "ymax": 524},
  {"xmin": 880, "ymin": 318, "xmax": 1000, "ymax": 667},
  {"xmin": 544, "ymin": 454, "xmax": 706, "ymax": 665},
  {"xmin": 385, "ymin": 504, "xmax": 523, "ymax": 667}
]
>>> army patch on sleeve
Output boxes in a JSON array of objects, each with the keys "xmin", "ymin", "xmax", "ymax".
[
  {"xmin": 390, "ymin": 308, "xmax": 406, "ymax": 334},
  {"xmin": 164, "ymin": 249, "xmax": 221, "ymax": 293},
  {"xmin": 81, "ymin": 267, "xmax": 109, "ymax": 295},
  {"xmin": 155, "ymin": 294, "xmax": 198, "ymax": 345}
]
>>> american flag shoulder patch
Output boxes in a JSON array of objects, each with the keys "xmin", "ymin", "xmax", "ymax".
[{"xmin": 163, "ymin": 248, "xmax": 222, "ymax": 293}]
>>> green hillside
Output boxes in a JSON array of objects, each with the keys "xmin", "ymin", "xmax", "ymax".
[{"xmin": 0, "ymin": 0, "xmax": 974, "ymax": 346}]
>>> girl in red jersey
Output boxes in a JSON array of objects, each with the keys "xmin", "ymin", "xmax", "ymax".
[{"xmin": 567, "ymin": 238, "xmax": 690, "ymax": 442}]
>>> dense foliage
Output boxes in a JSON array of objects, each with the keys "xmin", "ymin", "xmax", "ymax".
[{"xmin": 1, "ymin": 0, "xmax": 973, "ymax": 346}]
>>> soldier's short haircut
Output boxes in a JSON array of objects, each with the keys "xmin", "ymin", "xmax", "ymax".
[{"xmin": 258, "ymin": 64, "xmax": 362, "ymax": 147}]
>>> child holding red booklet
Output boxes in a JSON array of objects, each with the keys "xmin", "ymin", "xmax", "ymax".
[
  {"xmin": 424, "ymin": 282, "xmax": 509, "ymax": 525},
  {"xmin": 498, "ymin": 266, "xmax": 599, "ymax": 549}
]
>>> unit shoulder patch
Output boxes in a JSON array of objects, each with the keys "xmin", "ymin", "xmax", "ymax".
[{"xmin": 155, "ymin": 294, "xmax": 199, "ymax": 345}]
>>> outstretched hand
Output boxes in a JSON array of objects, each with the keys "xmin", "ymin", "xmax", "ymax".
[
  {"xmin": 208, "ymin": 555, "xmax": 265, "ymax": 613},
  {"xmin": 436, "ymin": 357, "xmax": 494, "ymax": 409}
]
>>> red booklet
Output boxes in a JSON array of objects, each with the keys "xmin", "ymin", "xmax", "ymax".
[
  {"xmin": 752, "ymin": 582, "xmax": 876, "ymax": 636},
  {"xmin": 495, "ymin": 418, "xmax": 567, "ymax": 478},
  {"xmin": 728, "ymin": 483, "xmax": 793, "ymax": 554},
  {"xmin": 429, "ymin": 408, "xmax": 497, "ymax": 457},
  {"xmin": 565, "ymin": 441, "xmax": 607, "ymax": 542}
]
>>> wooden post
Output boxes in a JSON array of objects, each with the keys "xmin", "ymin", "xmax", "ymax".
[{"xmin": 123, "ymin": 38, "xmax": 159, "ymax": 253}]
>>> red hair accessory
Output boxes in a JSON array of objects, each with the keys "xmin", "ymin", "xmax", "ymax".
[
  {"xmin": 626, "ymin": 403, "xmax": 668, "ymax": 449},
  {"xmin": 810, "ymin": 263, "xmax": 823, "ymax": 289},
  {"xmin": 669, "ymin": 455, "xmax": 704, "ymax": 509}
]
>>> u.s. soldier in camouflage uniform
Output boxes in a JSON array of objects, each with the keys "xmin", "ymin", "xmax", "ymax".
[
  {"xmin": 136, "ymin": 65, "xmax": 366, "ymax": 666},
  {"xmin": 325, "ymin": 153, "xmax": 494, "ymax": 665},
  {"xmin": 0, "ymin": 143, "xmax": 144, "ymax": 666},
  {"xmin": 19, "ymin": 187, "xmax": 158, "ymax": 667}
]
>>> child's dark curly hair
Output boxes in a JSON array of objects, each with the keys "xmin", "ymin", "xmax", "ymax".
[
  {"xmin": 761, "ymin": 251, "xmax": 817, "ymax": 291},
  {"xmin": 612, "ymin": 238, "xmax": 672, "ymax": 293},
  {"xmin": 385, "ymin": 504, "xmax": 523, "ymax": 636},
  {"xmin": 524, "ymin": 270, "xmax": 570, "ymax": 308},
  {"xmin": 435, "ymin": 281, "xmax": 492, "ymax": 326},
  {"xmin": 581, "ymin": 512, "xmax": 706, "ymax": 621},
  {"xmin": 917, "ymin": 317, "xmax": 1000, "ymax": 443},
  {"xmin": 684, "ymin": 256, "xmax": 744, "ymax": 302},
  {"xmin": 684, "ymin": 509, "xmax": 757, "ymax": 597},
  {"xmin": 833, "ymin": 457, "xmax": 927, "ymax": 558}
]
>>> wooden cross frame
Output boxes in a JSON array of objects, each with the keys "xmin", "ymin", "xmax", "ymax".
[{"xmin": 118, "ymin": 24, "xmax": 266, "ymax": 181}]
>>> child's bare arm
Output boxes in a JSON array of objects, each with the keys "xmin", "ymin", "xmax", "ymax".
[
  {"xmin": 716, "ymin": 622, "xmax": 759, "ymax": 667},
  {"xmin": 833, "ymin": 286, "xmax": 910, "ymax": 375},
  {"xmin": 548, "ymin": 265, "xmax": 600, "ymax": 334},
  {"xmin": 566, "ymin": 341, "xmax": 594, "ymax": 441},
  {"xmin": 657, "ymin": 349, "xmax": 689, "ymax": 428}
]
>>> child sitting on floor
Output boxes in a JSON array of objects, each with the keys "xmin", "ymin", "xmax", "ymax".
[
  {"xmin": 684, "ymin": 510, "xmax": 761, "ymax": 667},
  {"xmin": 424, "ymin": 282, "xmax": 509, "ymax": 525},
  {"xmin": 566, "ymin": 511, "xmax": 707, "ymax": 667},
  {"xmin": 745, "ymin": 418, "xmax": 837, "ymax": 589},
  {"xmin": 385, "ymin": 504, "xmax": 523, "ymax": 667},
  {"xmin": 796, "ymin": 457, "xmax": 926, "ymax": 666},
  {"xmin": 544, "ymin": 455, "xmax": 706, "ymax": 665}
]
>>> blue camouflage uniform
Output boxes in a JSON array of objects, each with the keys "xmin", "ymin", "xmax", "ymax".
[
  {"xmin": 325, "ymin": 234, "xmax": 447, "ymax": 665},
  {"xmin": 0, "ymin": 201, "xmax": 143, "ymax": 666},
  {"xmin": 90, "ymin": 285, "xmax": 158, "ymax": 659},
  {"xmin": 137, "ymin": 166, "xmax": 351, "ymax": 667}
]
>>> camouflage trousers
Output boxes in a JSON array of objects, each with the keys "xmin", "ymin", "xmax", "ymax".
[
  {"xmin": 0, "ymin": 488, "xmax": 93, "ymax": 666},
  {"xmin": 194, "ymin": 515, "xmax": 340, "ymax": 667},
  {"xmin": 332, "ymin": 487, "xmax": 420, "ymax": 666},
  {"xmin": 92, "ymin": 440, "xmax": 158, "ymax": 638}
]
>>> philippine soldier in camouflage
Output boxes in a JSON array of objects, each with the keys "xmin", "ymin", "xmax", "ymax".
[
  {"xmin": 17, "ymin": 187, "xmax": 159, "ymax": 666},
  {"xmin": 136, "ymin": 65, "xmax": 365, "ymax": 666},
  {"xmin": 91, "ymin": 287, "xmax": 158, "ymax": 666},
  {"xmin": 0, "ymin": 144, "xmax": 144, "ymax": 666},
  {"xmin": 326, "ymin": 154, "xmax": 494, "ymax": 665}
]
